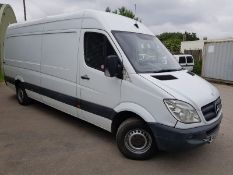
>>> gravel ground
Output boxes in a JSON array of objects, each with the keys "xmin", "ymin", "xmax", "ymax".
[{"xmin": 0, "ymin": 82, "xmax": 233, "ymax": 175}]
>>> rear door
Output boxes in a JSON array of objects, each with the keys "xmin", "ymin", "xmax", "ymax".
[
  {"xmin": 78, "ymin": 29, "xmax": 122, "ymax": 131},
  {"xmin": 186, "ymin": 56, "xmax": 194, "ymax": 69}
]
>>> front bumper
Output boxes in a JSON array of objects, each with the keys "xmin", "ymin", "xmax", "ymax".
[{"xmin": 149, "ymin": 114, "xmax": 222, "ymax": 151}]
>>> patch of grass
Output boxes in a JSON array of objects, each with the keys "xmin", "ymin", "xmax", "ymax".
[
  {"xmin": 0, "ymin": 71, "xmax": 4, "ymax": 82},
  {"xmin": 193, "ymin": 59, "xmax": 202, "ymax": 75}
]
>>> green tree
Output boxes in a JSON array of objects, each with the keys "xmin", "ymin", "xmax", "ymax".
[
  {"xmin": 157, "ymin": 32, "xmax": 199, "ymax": 54},
  {"xmin": 105, "ymin": 6, "xmax": 140, "ymax": 21},
  {"xmin": 185, "ymin": 32, "xmax": 199, "ymax": 41}
]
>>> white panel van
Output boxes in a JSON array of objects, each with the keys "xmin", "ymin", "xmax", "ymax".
[
  {"xmin": 174, "ymin": 54, "xmax": 194, "ymax": 71},
  {"xmin": 3, "ymin": 10, "xmax": 223, "ymax": 160}
]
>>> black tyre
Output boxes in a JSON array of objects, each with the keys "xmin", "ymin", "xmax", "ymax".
[
  {"xmin": 116, "ymin": 118, "xmax": 156, "ymax": 160},
  {"xmin": 16, "ymin": 84, "xmax": 31, "ymax": 105}
]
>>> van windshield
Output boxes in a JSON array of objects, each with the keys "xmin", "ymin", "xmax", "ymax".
[{"xmin": 112, "ymin": 31, "xmax": 181, "ymax": 73}]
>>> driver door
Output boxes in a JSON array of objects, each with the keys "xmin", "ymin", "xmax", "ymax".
[{"xmin": 78, "ymin": 29, "xmax": 122, "ymax": 131}]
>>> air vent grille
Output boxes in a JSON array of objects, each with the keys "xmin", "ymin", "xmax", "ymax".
[{"xmin": 152, "ymin": 75, "xmax": 177, "ymax": 80}]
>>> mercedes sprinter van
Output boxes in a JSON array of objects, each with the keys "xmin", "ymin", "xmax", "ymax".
[{"xmin": 3, "ymin": 10, "xmax": 223, "ymax": 160}]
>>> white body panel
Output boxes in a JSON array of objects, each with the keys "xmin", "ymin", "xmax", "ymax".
[
  {"xmin": 3, "ymin": 9, "xmax": 222, "ymax": 135},
  {"xmin": 140, "ymin": 70, "xmax": 220, "ymax": 128}
]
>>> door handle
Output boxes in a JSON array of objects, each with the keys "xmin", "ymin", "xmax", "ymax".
[{"xmin": 81, "ymin": 75, "xmax": 90, "ymax": 80}]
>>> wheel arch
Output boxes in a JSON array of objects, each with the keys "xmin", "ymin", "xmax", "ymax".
[
  {"xmin": 14, "ymin": 75, "xmax": 24, "ymax": 87},
  {"xmin": 112, "ymin": 103, "xmax": 156, "ymax": 135}
]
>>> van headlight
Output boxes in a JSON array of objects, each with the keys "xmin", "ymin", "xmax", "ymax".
[{"xmin": 164, "ymin": 99, "xmax": 201, "ymax": 123}]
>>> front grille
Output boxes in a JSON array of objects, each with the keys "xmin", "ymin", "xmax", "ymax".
[{"xmin": 201, "ymin": 97, "xmax": 222, "ymax": 121}]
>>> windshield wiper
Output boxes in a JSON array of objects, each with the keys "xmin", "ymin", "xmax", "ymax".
[{"xmin": 152, "ymin": 68, "xmax": 183, "ymax": 73}]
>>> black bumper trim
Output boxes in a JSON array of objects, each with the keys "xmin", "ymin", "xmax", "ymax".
[
  {"xmin": 4, "ymin": 76, "xmax": 116, "ymax": 120},
  {"xmin": 149, "ymin": 115, "xmax": 223, "ymax": 151}
]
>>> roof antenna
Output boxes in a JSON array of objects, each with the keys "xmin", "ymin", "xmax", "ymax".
[{"xmin": 134, "ymin": 3, "xmax": 139, "ymax": 28}]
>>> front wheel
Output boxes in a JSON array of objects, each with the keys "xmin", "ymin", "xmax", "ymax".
[{"xmin": 116, "ymin": 118, "xmax": 156, "ymax": 160}]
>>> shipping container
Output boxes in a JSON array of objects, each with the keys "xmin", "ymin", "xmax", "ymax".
[{"xmin": 202, "ymin": 39, "xmax": 233, "ymax": 84}]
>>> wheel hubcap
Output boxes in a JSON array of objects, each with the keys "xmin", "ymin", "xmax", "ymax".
[
  {"xmin": 18, "ymin": 89, "xmax": 24, "ymax": 103},
  {"xmin": 124, "ymin": 129, "xmax": 152, "ymax": 154}
]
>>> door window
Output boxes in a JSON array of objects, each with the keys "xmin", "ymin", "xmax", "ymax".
[{"xmin": 84, "ymin": 32, "xmax": 116, "ymax": 72}]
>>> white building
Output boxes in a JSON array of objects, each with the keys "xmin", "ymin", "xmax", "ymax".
[
  {"xmin": 181, "ymin": 40, "xmax": 205, "ymax": 53},
  {"xmin": 181, "ymin": 38, "xmax": 233, "ymax": 53}
]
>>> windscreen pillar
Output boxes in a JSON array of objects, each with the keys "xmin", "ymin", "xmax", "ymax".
[{"xmin": 0, "ymin": 4, "xmax": 17, "ymax": 73}]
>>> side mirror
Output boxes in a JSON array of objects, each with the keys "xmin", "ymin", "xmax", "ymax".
[{"xmin": 104, "ymin": 55, "xmax": 123, "ymax": 78}]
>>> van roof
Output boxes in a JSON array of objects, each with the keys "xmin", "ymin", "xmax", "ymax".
[
  {"xmin": 174, "ymin": 54, "xmax": 193, "ymax": 57},
  {"xmin": 8, "ymin": 9, "xmax": 153, "ymax": 35}
]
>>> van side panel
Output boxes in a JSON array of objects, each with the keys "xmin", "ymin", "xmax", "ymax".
[
  {"xmin": 5, "ymin": 35, "xmax": 41, "ymax": 72},
  {"xmin": 4, "ymin": 33, "xmax": 42, "ymax": 101},
  {"xmin": 40, "ymin": 31, "xmax": 80, "ymax": 117},
  {"xmin": 41, "ymin": 32, "xmax": 78, "ymax": 82}
]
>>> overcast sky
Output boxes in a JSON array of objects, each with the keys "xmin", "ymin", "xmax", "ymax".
[{"xmin": 1, "ymin": 0, "xmax": 233, "ymax": 39}]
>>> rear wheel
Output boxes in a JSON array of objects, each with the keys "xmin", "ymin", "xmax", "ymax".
[
  {"xmin": 16, "ymin": 84, "xmax": 31, "ymax": 105},
  {"xmin": 116, "ymin": 118, "xmax": 156, "ymax": 160}
]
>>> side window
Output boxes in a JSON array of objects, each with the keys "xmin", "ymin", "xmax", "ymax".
[
  {"xmin": 179, "ymin": 56, "xmax": 186, "ymax": 64},
  {"xmin": 84, "ymin": 32, "xmax": 116, "ymax": 72}
]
